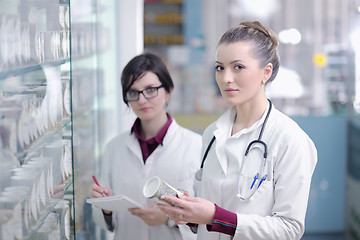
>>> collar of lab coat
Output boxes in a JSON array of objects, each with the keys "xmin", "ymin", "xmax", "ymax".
[
  {"xmin": 124, "ymin": 120, "xmax": 180, "ymax": 165},
  {"xmin": 212, "ymin": 102, "xmax": 271, "ymax": 175}
]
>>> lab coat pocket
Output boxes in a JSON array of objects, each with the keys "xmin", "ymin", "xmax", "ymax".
[
  {"xmin": 238, "ymin": 174, "xmax": 273, "ymax": 200},
  {"xmin": 237, "ymin": 175, "xmax": 274, "ymax": 215}
]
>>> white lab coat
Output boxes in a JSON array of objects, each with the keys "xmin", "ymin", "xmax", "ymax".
[
  {"xmin": 92, "ymin": 120, "xmax": 201, "ymax": 240},
  {"xmin": 196, "ymin": 103, "xmax": 317, "ymax": 240}
]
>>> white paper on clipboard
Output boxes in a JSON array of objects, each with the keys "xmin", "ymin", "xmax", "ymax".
[{"xmin": 86, "ymin": 195, "xmax": 143, "ymax": 212}]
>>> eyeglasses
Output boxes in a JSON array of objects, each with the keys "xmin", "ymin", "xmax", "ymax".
[{"xmin": 125, "ymin": 85, "xmax": 164, "ymax": 101}]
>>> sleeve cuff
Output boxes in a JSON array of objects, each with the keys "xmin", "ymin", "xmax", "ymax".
[
  {"xmin": 206, "ymin": 204, "xmax": 237, "ymax": 236},
  {"xmin": 103, "ymin": 211, "xmax": 114, "ymax": 232}
]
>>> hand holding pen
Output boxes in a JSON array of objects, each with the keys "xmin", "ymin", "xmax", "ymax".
[
  {"xmin": 91, "ymin": 175, "xmax": 112, "ymax": 198},
  {"xmin": 91, "ymin": 176, "xmax": 113, "ymax": 215}
]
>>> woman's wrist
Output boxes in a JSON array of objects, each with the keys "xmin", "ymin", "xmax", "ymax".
[{"xmin": 206, "ymin": 203, "xmax": 216, "ymax": 225}]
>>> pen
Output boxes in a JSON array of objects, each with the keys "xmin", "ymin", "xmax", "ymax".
[
  {"xmin": 257, "ymin": 175, "xmax": 267, "ymax": 189},
  {"xmin": 250, "ymin": 173, "xmax": 259, "ymax": 189},
  {"xmin": 92, "ymin": 175, "xmax": 106, "ymax": 197}
]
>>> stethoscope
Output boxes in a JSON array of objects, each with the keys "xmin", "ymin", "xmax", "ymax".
[{"xmin": 195, "ymin": 99, "xmax": 272, "ymax": 200}]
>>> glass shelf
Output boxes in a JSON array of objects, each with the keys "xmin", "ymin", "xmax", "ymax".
[
  {"xmin": 24, "ymin": 190, "xmax": 73, "ymax": 240},
  {"xmin": 14, "ymin": 121, "xmax": 71, "ymax": 163},
  {"xmin": 0, "ymin": 59, "xmax": 69, "ymax": 81}
]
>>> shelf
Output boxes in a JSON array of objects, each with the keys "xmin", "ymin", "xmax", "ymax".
[
  {"xmin": 0, "ymin": 59, "xmax": 69, "ymax": 81},
  {"xmin": 144, "ymin": 0, "xmax": 183, "ymax": 46},
  {"xmin": 144, "ymin": 33, "xmax": 183, "ymax": 45},
  {"xmin": 145, "ymin": 0, "xmax": 183, "ymax": 4},
  {"xmin": 24, "ymin": 186, "xmax": 73, "ymax": 240},
  {"xmin": 13, "ymin": 121, "xmax": 70, "ymax": 164},
  {"xmin": 144, "ymin": 22, "xmax": 182, "ymax": 26}
]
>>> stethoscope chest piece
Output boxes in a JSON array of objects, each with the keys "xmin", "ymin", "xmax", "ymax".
[{"xmin": 195, "ymin": 168, "xmax": 203, "ymax": 181}]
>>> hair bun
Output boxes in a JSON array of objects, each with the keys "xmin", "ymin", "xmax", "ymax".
[{"xmin": 240, "ymin": 21, "xmax": 279, "ymax": 47}]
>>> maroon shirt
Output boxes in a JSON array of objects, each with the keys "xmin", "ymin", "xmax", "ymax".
[{"xmin": 131, "ymin": 113, "xmax": 173, "ymax": 163}]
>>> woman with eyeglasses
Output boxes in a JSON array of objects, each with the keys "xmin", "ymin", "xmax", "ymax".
[{"xmin": 91, "ymin": 53, "xmax": 201, "ymax": 240}]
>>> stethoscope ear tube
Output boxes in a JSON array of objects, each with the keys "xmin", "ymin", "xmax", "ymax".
[
  {"xmin": 200, "ymin": 136, "xmax": 216, "ymax": 169},
  {"xmin": 196, "ymin": 136, "xmax": 216, "ymax": 181}
]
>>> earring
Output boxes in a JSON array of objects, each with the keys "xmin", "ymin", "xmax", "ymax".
[{"xmin": 262, "ymin": 79, "xmax": 266, "ymax": 85}]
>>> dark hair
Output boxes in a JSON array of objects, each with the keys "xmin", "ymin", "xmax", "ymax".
[
  {"xmin": 218, "ymin": 21, "xmax": 280, "ymax": 82},
  {"xmin": 121, "ymin": 53, "xmax": 174, "ymax": 106}
]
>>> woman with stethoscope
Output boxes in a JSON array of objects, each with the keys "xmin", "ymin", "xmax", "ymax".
[{"xmin": 158, "ymin": 21, "xmax": 317, "ymax": 240}]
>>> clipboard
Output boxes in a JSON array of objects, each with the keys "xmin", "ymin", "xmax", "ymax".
[{"xmin": 87, "ymin": 195, "xmax": 143, "ymax": 212}]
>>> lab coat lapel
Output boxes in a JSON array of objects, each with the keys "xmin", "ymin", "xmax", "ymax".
[
  {"xmin": 161, "ymin": 119, "xmax": 178, "ymax": 145},
  {"xmin": 212, "ymin": 107, "xmax": 236, "ymax": 176},
  {"xmin": 213, "ymin": 129, "xmax": 228, "ymax": 175},
  {"xmin": 124, "ymin": 132, "xmax": 144, "ymax": 165},
  {"xmin": 144, "ymin": 120, "xmax": 178, "ymax": 163}
]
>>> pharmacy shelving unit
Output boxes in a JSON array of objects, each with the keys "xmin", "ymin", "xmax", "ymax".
[
  {"xmin": 0, "ymin": 0, "xmax": 75, "ymax": 238},
  {"xmin": 0, "ymin": 0, "xmax": 115, "ymax": 238}
]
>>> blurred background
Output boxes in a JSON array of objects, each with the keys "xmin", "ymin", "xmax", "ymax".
[{"xmin": 1, "ymin": 0, "xmax": 360, "ymax": 239}]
